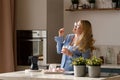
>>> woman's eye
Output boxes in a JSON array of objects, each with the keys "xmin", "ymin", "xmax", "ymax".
[
  {"xmin": 74, "ymin": 22, "xmax": 77, "ymax": 26},
  {"xmin": 74, "ymin": 26, "xmax": 77, "ymax": 28}
]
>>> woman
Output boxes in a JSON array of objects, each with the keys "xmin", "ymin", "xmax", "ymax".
[{"xmin": 54, "ymin": 20, "xmax": 95, "ymax": 71}]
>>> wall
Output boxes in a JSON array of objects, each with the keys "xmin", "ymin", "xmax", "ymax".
[
  {"xmin": 15, "ymin": 0, "xmax": 47, "ymax": 30},
  {"xmin": 64, "ymin": 0, "xmax": 120, "ymax": 45}
]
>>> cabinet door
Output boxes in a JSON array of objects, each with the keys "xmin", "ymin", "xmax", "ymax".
[
  {"xmin": 47, "ymin": 0, "xmax": 63, "ymax": 64},
  {"xmin": 101, "ymin": 68, "xmax": 120, "ymax": 74},
  {"xmin": 15, "ymin": 0, "xmax": 47, "ymax": 30}
]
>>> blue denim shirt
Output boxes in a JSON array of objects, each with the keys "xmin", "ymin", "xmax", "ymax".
[{"xmin": 54, "ymin": 34, "xmax": 91, "ymax": 71}]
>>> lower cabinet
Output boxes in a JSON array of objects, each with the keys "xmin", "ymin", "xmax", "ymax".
[{"xmin": 101, "ymin": 68, "xmax": 120, "ymax": 74}]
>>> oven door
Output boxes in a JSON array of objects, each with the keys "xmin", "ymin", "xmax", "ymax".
[
  {"xmin": 17, "ymin": 38, "xmax": 44, "ymax": 66},
  {"xmin": 27, "ymin": 38, "xmax": 43, "ymax": 56}
]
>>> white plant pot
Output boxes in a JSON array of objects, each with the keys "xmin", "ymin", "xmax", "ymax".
[
  {"xmin": 74, "ymin": 65, "xmax": 86, "ymax": 77},
  {"xmin": 88, "ymin": 66, "xmax": 101, "ymax": 78}
]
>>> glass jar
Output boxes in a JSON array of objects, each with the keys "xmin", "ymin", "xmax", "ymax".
[{"xmin": 105, "ymin": 48, "xmax": 114, "ymax": 64}]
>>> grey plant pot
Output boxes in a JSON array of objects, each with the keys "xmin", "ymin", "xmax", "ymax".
[
  {"xmin": 88, "ymin": 66, "xmax": 101, "ymax": 78},
  {"xmin": 74, "ymin": 65, "xmax": 86, "ymax": 77}
]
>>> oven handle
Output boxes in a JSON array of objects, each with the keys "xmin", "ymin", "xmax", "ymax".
[{"xmin": 27, "ymin": 39, "xmax": 43, "ymax": 42}]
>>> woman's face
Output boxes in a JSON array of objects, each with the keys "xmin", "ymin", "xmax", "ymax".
[{"xmin": 72, "ymin": 21, "xmax": 83, "ymax": 35}]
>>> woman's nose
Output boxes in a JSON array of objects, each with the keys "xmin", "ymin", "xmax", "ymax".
[
  {"xmin": 73, "ymin": 27, "xmax": 76, "ymax": 30},
  {"xmin": 72, "ymin": 29, "xmax": 76, "ymax": 33}
]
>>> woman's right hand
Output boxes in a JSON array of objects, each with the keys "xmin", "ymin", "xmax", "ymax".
[
  {"xmin": 61, "ymin": 48, "xmax": 73, "ymax": 57},
  {"xmin": 58, "ymin": 28, "xmax": 64, "ymax": 37}
]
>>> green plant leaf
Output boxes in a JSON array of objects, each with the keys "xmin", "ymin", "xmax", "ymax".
[
  {"xmin": 86, "ymin": 56, "xmax": 102, "ymax": 66},
  {"xmin": 72, "ymin": 56, "xmax": 86, "ymax": 65}
]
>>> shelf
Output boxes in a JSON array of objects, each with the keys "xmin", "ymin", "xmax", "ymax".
[{"xmin": 65, "ymin": 8, "xmax": 120, "ymax": 11}]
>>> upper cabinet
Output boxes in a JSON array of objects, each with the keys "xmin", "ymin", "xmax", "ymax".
[{"xmin": 15, "ymin": 0, "xmax": 47, "ymax": 30}]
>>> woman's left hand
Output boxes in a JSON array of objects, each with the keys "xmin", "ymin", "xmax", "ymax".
[{"xmin": 61, "ymin": 48, "xmax": 73, "ymax": 57}]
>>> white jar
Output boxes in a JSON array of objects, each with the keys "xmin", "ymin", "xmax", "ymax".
[{"xmin": 105, "ymin": 48, "xmax": 114, "ymax": 64}]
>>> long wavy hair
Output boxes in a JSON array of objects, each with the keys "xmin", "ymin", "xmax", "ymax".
[{"xmin": 76, "ymin": 20, "xmax": 95, "ymax": 52}]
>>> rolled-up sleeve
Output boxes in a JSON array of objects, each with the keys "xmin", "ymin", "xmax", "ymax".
[{"xmin": 54, "ymin": 36, "xmax": 64, "ymax": 54}]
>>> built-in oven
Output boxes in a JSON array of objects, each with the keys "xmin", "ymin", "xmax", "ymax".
[{"xmin": 16, "ymin": 30, "xmax": 46, "ymax": 66}]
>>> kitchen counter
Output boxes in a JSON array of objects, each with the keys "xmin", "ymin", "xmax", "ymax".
[
  {"xmin": 100, "ymin": 64, "xmax": 120, "ymax": 74},
  {"xmin": 1, "ymin": 64, "xmax": 119, "ymax": 80},
  {"xmin": 0, "ymin": 70, "xmax": 120, "ymax": 80}
]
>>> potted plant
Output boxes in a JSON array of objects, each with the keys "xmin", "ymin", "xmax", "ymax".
[
  {"xmin": 86, "ymin": 56, "xmax": 102, "ymax": 77},
  {"xmin": 89, "ymin": 0, "xmax": 95, "ymax": 8},
  {"xmin": 72, "ymin": 56, "xmax": 86, "ymax": 77},
  {"xmin": 71, "ymin": 0, "xmax": 79, "ymax": 9}
]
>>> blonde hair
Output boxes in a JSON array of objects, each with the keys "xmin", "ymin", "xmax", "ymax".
[{"xmin": 76, "ymin": 20, "xmax": 95, "ymax": 52}]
